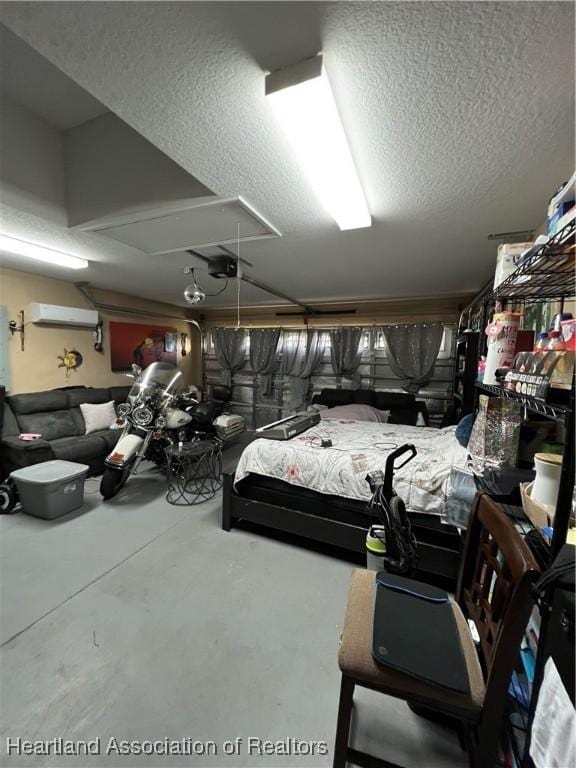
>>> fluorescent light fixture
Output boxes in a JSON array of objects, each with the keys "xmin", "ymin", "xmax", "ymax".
[
  {"xmin": 0, "ymin": 234, "xmax": 88, "ymax": 269},
  {"xmin": 266, "ymin": 55, "xmax": 371, "ymax": 231}
]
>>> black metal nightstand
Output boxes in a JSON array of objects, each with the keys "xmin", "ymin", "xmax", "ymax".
[{"xmin": 165, "ymin": 439, "xmax": 223, "ymax": 505}]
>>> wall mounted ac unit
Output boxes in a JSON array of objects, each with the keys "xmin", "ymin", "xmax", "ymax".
[{"xmin": 29, "ymin": 303, "xmax": 99, "ymax": 328}]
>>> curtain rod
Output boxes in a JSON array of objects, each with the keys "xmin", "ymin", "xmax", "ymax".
[{"xmin": 208, "ymin": 322, "xmax": 455, "ymax": 331}]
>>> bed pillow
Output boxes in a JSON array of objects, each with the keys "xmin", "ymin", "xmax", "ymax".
[
  {"xmin": 307, "ymin": 404, "xmax": 329, "ymax": 413},
  {"xmin": 80, "ymin": 400, "xmax": 117, "ymax": 434},
  {"xmin": 321, "ymin": 404, "xmax": 390, "ymax": 423},
  {"xmin": 455, "ymin": 414, "xmax": 475, "ymax": 447}
]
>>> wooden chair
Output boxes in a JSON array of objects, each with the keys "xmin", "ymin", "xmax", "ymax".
[{"xmin": 333, "ymin": 493, "xmax": 539, "ymax": 768}]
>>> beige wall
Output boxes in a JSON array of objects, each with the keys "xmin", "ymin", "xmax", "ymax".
[{"xmin": 0, "ymin": 266, "xmax": 202, "ymax": 394}]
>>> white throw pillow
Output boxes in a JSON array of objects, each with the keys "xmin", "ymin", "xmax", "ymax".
[{"xmin": 80, "ymin": 400, "xmax": 117, "ymax": 434}]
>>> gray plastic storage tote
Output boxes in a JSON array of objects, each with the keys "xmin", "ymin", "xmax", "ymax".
[{"xmin": 10, "ymin": 460, "xmax": 89, "ymax": 519}]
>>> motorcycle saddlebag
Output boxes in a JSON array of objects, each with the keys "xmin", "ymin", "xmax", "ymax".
[{"xmin": 213, "ymin": 414, "xmax": 245, "ymax": 441}]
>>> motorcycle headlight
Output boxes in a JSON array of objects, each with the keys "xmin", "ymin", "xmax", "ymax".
[
  {"xmin": 155, "ymin": 415, "xmax": 167, "ymax": 428},
  {"xmin": 132, "ymin": 405, "xmax": 154, "ymax": 427},
  {"xmin": 117, "ymin": 402, "xmax": 132, "ymax": 418}
]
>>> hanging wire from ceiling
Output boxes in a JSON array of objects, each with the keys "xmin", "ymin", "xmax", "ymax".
[{"xmin": 236, "ymin": 222, "xmax": 241, "ymax": 329}]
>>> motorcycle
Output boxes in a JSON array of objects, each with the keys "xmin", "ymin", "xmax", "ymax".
[
  {"xmin": 179, "ymin": 384, "xmax": 246, "ymax": 444},
  {"xmin": 184, "ymin": 385, "xmax": 234, "ymax": 436},
  {"xmin": 100, "ymin": 362, "xmax": 194, "ymax": 499}
]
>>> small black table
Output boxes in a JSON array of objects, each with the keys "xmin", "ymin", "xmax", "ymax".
[{"xmin": 165, "ymin": 439, "xmax": 223, "ymax": 506}]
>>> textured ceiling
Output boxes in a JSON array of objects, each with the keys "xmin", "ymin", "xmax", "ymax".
[
  {"xmin": 0, "ymin": 24, "xmax": 108, "ymax": 130},
  {"xmin": 0, "ymin": 2, "xmax": 574, "ymax": 308},
  {"xmin": 0, "ymin": 204, "xmax": 278, "ymax": 307}
]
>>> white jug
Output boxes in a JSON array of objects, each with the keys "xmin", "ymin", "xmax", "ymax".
[{"xmin": 532, "ymin": 453, "xmax": 563, "ymax": 514}]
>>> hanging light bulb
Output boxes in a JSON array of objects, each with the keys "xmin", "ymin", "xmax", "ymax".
[{"xmin": 183, "ymin": 269, "xmax": 206, "ymax": 305}]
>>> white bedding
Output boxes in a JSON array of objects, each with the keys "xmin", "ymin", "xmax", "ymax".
[{"xmin": 235, "ymin": 420, "xmax": 469, "ymax": 516}]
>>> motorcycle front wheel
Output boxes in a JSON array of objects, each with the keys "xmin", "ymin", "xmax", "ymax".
[{"xmin": 100, "ymin": 466, "xmax": 130, "ymax": 499}]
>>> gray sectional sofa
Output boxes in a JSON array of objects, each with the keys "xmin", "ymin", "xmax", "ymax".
[{"xmin": 0, "ymin": 386, "xmax": 131, "ymax": 476}]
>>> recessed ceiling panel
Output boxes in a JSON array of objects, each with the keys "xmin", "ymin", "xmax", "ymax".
[
  {"xmin": 83, "ymin": 197, "xmax": 281, "ymax": 254},
  {"xmin": 0, "ymin": 25, "xmax": 108, "ymax": 130}
]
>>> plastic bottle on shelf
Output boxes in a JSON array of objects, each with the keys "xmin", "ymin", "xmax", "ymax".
[
  {"xmin": 477, "ymin": 357, "xmax": 486, "ymax": 382},
  {"xmin": 534, "ymin": 332, "xmax": 549, "ymax": 351},
  {"xmin": 547, "ymin": 331, "xmax": 566, "ymax": 351},
  {"xmin": 552, "ymin": 312, "xmax": 573, "ymax": 333}
]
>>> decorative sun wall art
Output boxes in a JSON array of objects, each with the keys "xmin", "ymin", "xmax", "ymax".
[{"xmin": 58, "ymin": 349, "xmax": 83, "ymax": 378}]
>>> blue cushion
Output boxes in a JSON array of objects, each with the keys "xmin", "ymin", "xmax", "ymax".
[{"xmin": 455, "ymin": 414, "xmax": 475, "ymax": 447}]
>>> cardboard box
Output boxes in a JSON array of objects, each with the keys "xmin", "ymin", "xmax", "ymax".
[
  {"xmin": 494, "ymin": 242, "xmax": 532, "ymax": 289},
  {"xmin": 520, "ymin": 481, "xmax": 554, "ymax": 529}
]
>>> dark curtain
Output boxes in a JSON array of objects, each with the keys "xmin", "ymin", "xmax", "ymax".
[
  {"xmin": 329, "ymin": 327, "xmax": 363, "ymax": 387},
  {"xmin": 381, "ymin": 324, "xmax": 444, "ymax": 393},
  {"xmin": 249, "ymin": 328, "xmax": 282, "ymax": 395},
  {"xmin": 212, "ymin": 328, "xmax": 247, "ymax": 387}
]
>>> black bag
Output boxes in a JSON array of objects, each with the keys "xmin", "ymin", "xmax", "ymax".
[{"xmin": 372, "ymin": 572, "xmax": 470, "ymax": 693}]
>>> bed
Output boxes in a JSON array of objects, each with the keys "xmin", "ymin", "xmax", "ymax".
[{"xmin": 223, "ymin": 415, "xmax": 469, "ymax": 585}]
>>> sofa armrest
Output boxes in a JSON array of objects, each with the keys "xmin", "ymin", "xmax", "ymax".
[
  {"xmin": 0, "ymin": 436, "xmax": 55, "ymax": 471},
  {"xmin": 1, "ymin": 436, "xmax": 52, "ymax": 451}
]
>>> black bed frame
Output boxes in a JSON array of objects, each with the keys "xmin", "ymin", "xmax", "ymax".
[{"xmin": 222, "ymin": 473, "xmax": 462, "ymax": 586}]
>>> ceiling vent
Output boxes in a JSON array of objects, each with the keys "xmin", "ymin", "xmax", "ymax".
[{"xmin": 77, "ymin": 197, "xmax": 281, "ymax": 254}]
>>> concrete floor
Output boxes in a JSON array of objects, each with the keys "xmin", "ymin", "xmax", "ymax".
[{"xmin": 0, "ymin": 456, "xmax": 467, "ymax": 768}]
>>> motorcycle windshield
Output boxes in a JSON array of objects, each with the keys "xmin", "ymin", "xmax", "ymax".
[{"xmin": 128, "ymin": 363, "xmax": 184, "ymax": 402}]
